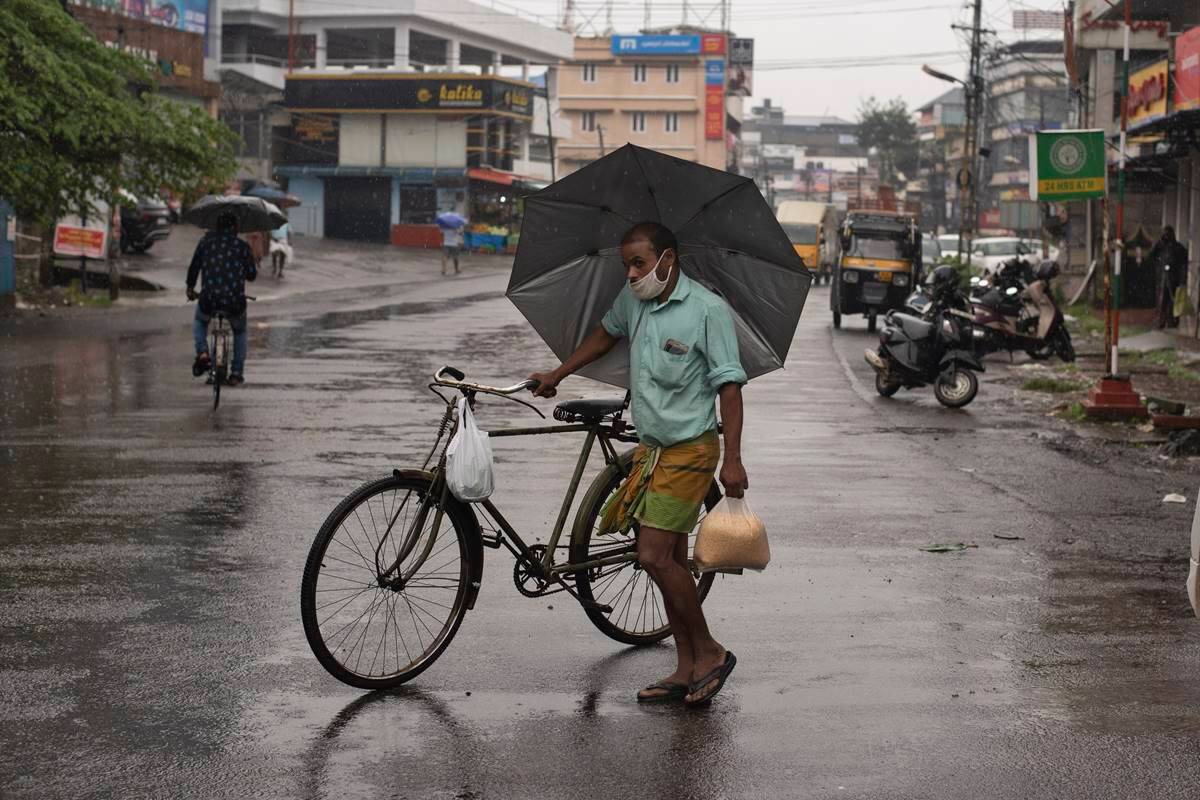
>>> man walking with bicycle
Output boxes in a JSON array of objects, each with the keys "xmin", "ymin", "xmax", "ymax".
[
  {"xmin": 186, "ymin": 211, "xmax": 257, "ymax": 386},
  {"xmin": 530, "ymin": 221, "xmax": 747, "ymax": 706}
]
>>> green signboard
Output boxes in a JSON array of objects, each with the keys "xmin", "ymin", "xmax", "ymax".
[{"xmin": 1028, "ymin": 129, "xmax": 1107, "ymax": 201}]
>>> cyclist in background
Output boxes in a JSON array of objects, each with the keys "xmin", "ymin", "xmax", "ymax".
[{"xmin": 186, "ymin": 211, "xmax": 257, "ymax": 386}]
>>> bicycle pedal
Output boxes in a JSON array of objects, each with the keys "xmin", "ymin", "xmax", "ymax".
[{"xmin": 582, "ymin": 601, "xmax": 613, "ymax": 614}]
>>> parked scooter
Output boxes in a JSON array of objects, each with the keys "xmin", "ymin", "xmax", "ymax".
[
  {"xmin": 865, "ymin": 265, "xmax": 985, "ymax": 408},
  {"xmin": 971, "ymin": 258, "xmax": 1075, "ymax": 362}
]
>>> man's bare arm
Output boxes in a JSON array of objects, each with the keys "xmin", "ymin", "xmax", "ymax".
[
  {"xmin": 529, "ymin": 324, "xmax": 620, "ymax": 398},
  {"xmin": 717, "ymin": 383, "xmax": 748, "ymax": 497}
]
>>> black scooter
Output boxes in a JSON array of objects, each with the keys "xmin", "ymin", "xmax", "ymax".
[{"xmin": 865, "ymin": 266, "xmax": 984, "ymax": 409}]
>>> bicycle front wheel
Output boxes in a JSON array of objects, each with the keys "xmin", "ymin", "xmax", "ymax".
[
  {"xmin": 300, "ymin": 474, "xmax": 475, "ymax": 689},
  {"xmin": 569, "ymin": 451, "xmax": 721, "ymax": 646}
]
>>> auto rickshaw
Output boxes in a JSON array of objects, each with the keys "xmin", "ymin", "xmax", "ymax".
[{"xmin": 831, "ymin": 210, "xmax": 922, "ymax": 332}]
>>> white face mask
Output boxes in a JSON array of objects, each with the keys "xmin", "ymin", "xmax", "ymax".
[{"xmin": 630, "ymin": 249, "xmax": 672, "ymax": 301}]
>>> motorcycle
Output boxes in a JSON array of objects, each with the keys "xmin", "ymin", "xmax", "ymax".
[
  {"xmin": 970, "ymin": 258, "xmax": 1075, "ymax": 362},
  {"xmin": 865, "ymin": 265, "xmax": 985, "ymax": 409}
]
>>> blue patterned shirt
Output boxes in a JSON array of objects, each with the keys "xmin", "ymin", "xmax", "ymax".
[{"xmin": 186, "ymin": 231, "xmax": 257, "ymax": 315}]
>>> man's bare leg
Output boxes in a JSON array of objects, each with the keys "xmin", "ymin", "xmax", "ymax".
[{"xmin": 637, "ymin": 528, "xmax": 725, "ymax": 697}]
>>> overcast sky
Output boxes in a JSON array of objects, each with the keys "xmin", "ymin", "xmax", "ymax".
[{"xmin": 518, "ymin": 0, "xmax": 1063, "ymax": 120}]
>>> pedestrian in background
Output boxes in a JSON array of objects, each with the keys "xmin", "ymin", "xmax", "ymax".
[
  {"xmin": 1152, "ymin": 226, "xmax": 1189, "ymax": 329},
  {"xmin": 442, "ymin": 221, "xmax": 464, "ymax": 276}
]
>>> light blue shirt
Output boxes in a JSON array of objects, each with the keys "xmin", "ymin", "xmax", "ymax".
[{"xmin": 602, "ymin": 272, "xmax": 747, "ymax": 448}]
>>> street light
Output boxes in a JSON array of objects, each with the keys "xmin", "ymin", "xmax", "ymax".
[{"xmin": 922, "ymin": 63, "xmax": 975, "ymax": 268}]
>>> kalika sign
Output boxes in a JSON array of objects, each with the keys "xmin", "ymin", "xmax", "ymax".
[
  {"xmin": 1028, "ymin": 130, "xmax": 1106, "ymax": 201},
  {"xmin": 1176, "ymin": 27, "xmax": 1200, "ymax": 113}
]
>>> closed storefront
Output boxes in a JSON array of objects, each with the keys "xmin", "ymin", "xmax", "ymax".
[{"xmin": 325, "ymin": 177, "xmax": 392, "ymax": 242}]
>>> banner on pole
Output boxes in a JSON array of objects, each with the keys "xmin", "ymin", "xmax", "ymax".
[{"xmin": 1028, "ymin": 129, "xmax": 1106, "ymax": 201}]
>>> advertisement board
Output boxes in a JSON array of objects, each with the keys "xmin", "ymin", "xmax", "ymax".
[
  {"xmin": 1127, "ymin": 58, "xmax": 1169, "ymax": 128},
  {"xmin": 1028, "ymin": 129, "xmax": 1106, "ymax": 201},
  {"xmin": 1176, "ymin": 27, "xmax": 1200, "ymax": 113},
  {"xmin": 611, "ymin": 33, "xmax": 724, "ymax": 55},
  {"xmin": 54, "ymin": 222, "xmax": 108, "ymax": 260},
  {"xmin": 75, "ymin": 0, "xmax": 209, "ymax": 36},
  {"xmin": 728, "ymin": 37, "xmax": 753, "ymax": 96},
  {"xmin": 286, "ymin": 114, "xmax": 339, "ymax": 165},
  {"xmin": 705, "ymin": 59, "xmax": 724, "ymax": 140}
]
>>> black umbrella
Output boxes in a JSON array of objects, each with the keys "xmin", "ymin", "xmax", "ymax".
[
  {"xmin": 508, "ymin": 144, "xmax": 814, "ymax": 388},
  {"xmin": 184, "ymin": 194, "xmax": 287, "ymax": 233}
]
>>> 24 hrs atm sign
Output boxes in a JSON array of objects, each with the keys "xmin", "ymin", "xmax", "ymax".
[{"xmin": 1028, "ymin": 129, "xmax": 1106, "ymax": 201}]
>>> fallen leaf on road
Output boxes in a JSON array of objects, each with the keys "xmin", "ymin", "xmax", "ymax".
[
  {"xmin": 1163, "ymin": 494, "xmax": 1188, "ymax": 504},
  {"xmin": 993, "ymin": 534, "xmax": 1025, "ymax": 541},
  {"xmin": 919, "ymin": 543, "xmax": 978, "ymax": 553},
  {"xmin": 958, "ymin": 467, "xmax": 976, "ymax": 473}
]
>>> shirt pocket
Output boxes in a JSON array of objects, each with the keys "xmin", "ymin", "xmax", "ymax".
[{"xmin": 650, "ymin": 348, "xmax": 696, "ymax": 391}]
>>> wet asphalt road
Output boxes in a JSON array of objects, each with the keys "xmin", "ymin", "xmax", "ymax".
[{"xmin": 2, "ymin": 250, "xmax": 1199, "ymax": 800}]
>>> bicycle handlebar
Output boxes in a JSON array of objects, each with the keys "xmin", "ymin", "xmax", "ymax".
[{"xmin": 433, "ymin": 366, "xmax": 537, "ymax": 396}]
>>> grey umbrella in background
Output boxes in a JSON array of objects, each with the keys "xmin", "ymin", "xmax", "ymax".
[
  {"xmin": 508, "ymin": 144, "xmax": 814, "ymax": 388},
  {"xmin": 183, "ymin": 194, "xmax": 287, "ymax": 232}
]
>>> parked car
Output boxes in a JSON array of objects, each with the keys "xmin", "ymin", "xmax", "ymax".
[
  {"xmin": 119, "ymin": 194, "xmax": 171, "ymax": 254},
  {"xmin": 970, "ymin": 237, "xmax": 1032, "ymax": 276},
  {"xmin": 937, "ymin": 233, "xmax": 963, "ymax": 263},
  {"xmin": 922, "ymin": 234, "xmax": 943, "ymax": 266}
]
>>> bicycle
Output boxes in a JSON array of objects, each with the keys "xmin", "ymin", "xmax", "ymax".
[
  {"xmin": 300, "ymin": 365, "xmax": 729, "ymax": 689},
  {"xmin": 189, "ymin": 294, "xmax": 254, "ymax": 410}
]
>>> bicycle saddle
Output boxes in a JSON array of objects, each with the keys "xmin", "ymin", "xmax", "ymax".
[{"xmin": 553, "ymin": 398, "xmax": 626, "ymax": 423}]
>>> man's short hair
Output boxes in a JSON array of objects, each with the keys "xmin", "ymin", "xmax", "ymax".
[
  {"xmin": 217, "ymin": 211, "xmax": 239, "ymax": 233},
  {"xmin": 621, "ymin": 221, "xmax": 678, "ymax": 258}
]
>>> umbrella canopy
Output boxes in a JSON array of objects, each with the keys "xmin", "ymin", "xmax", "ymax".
[
  {"xmin": 244, "ymin": 185, "xmax": 301, "ymax": 208},
  {"xmin": 508, "ymin": 144, "xmax": 813, "ymax": 388},
  {"xmin": 436, "ymin": 212, "xmax": 467, "ymax": 229},
  {"xmin": 184, "ymin": 195, "xmax": 287, "ymax": 233}
]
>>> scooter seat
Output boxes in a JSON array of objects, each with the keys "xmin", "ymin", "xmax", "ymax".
[{"xmin": 891, "ymin": 313, "xmax": 933, "ymax": 340}]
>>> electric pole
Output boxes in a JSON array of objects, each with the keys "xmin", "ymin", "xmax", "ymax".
[
  {"xmin": 963, "ymin": 0, "xmax": 984, "ymax": 269},
  {"xmin": 597, "ymin": 124, "xmax": 606, "ymax": 158}
]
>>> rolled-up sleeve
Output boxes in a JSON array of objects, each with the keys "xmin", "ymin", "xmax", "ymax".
[
  {"xmin": 601, "ymin": 285, "xmax": 633, "ymax": 338},
  {"xmin": 703, "ymin": 302, "xmax": 748, "ymax": 389}
]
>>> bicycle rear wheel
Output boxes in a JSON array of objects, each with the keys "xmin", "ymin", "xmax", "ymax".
[
  {"xmin": 211, "ymin": 330, "xmax": 226, "ymax": 410},
  {"xmin": 301, "ymin": 474, "xmax": 475, "ymax": 689},
  {"xmin": 569, "ymin": 450, "xmax": 720, "ymax": 646}
]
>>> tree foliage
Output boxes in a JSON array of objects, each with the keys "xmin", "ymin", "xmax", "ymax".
[
  {"xmin": 857, "ymin": 96, "xmax": 919, "ymax": 186},
  {"xmin": 0, "ymin": 0, "xmax": 236, "ymax": 225}
]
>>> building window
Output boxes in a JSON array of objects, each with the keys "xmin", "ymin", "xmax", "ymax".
[
  {"xmin": 665, "ymin": 112, "xmax": 679, "ymax": 133},
  {"xmin": 631, "ymin": 112, "xmax": 646, "ymax": 133},
  {"xmin": 633, "ymin": 63, "xmax": 647, "ymax": 83},
  {"xmin": 665, "ymin": 64, "xmax": 680, "ymax": 83},
  {"xmin": 581, "ymin": 63, "xmax": 597, "ymax": 83},
  {"xmin": 581, "ymin": 111, "xmax": 597, "ymax": 132}
]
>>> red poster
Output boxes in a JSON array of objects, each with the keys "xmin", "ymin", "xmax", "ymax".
[
  {"xmin": 53, "ymin": 224, "xmax": 107, "ymax": 259},
  {"xmin": 1176, "ymin": 27, "xmax": 1200, "ymax": 112},
  {"xmin": 701, "ymin": 34, "xmax": 726, "ymax": 55},
  {"xmin": 705, "ymin": 84, "xmax": 723, "ymax": 139}
]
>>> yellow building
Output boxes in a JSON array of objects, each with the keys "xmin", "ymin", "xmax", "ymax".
[{"xmin": 556, "ymin": 34, "xmax": 731, "ymax": 176}]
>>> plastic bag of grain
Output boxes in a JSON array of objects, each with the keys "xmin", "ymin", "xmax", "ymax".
[{"xmin": 693, "ymin": 496, "xmax": 770, "ymax": 572}]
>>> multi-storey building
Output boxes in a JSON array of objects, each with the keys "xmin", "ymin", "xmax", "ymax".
[
  {"xmin": 556, "ymin": 32, "xmax": 732, "ymax": 176},
  {"xmin": 912, "ymin": 88, "xmax": 965, "ymax": 233},
  {"xmin": 218, "ymin": 0, "xmax": 573, "ymax": 243}
]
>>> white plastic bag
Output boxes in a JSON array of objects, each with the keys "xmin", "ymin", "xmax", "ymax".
[
  {"xmin": 446, "ymin": 396, "xmax": 494, "ymax": 502},
  {"xmin": 694, "ymin": 495, "xmax": 770, "ymax": 573}
]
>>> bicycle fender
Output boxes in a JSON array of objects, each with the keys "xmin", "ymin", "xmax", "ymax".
[{"xmin": 393, "ymin": 468, "xmax": 486, "ymax": 611}]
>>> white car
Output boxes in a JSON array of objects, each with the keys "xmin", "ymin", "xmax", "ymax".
[
  {"xmin": 937, "ymin": 233, "xmax": 964, "ymax": 263},
  {"xmin": 970, "ymin": 237, "xmax": 1058, "ymax": 276}
]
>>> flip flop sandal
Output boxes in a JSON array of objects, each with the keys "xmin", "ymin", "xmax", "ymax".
[
  {"xmin": 685, "ymin": 651, "xmax": 737, "ymax": 707},
  {"xmin": 637, "ymin": 681, "xmax": 689, "ymax": 704}
]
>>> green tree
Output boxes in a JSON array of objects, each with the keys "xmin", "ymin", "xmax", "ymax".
[
  {"xmin": 0, "ymin": 0, "xmax": 236, "ymax": 231},
  {"xmin": 856, "ymin": 96, "xmax": 919, "ymax": 186}
]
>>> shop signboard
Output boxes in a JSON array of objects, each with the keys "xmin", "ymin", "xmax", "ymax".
[
  {"xmin": 1028, "ymin": 129, "xmax": 1106, "ymax": 201},
  {"xmin": 705, "ymin": 59, "xmax": 724, "ymax": 140},
  {"xmin": 1127, "ymin": 58, "xmax": 1169, "ymax": 128},
  {"xmin": 53, "ymin": 221, "xmax": 107, "ymax": 259},
  {"xmin": 728, "ymin": 37, "xmax": 753, "ymax": 96},
  {"xmin": 286, "ymin": 114, "xmax": 339, "ymax": 165},
  {"xmin": 285, "ymin": 76, "xmax": 534, "ymax": 119},
  {"xmin": 1176, "ymin": 27, "xmax": 1200, "ymax": 113}
]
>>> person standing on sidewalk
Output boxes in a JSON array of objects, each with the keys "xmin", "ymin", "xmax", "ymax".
[
  {"xmin": 186, "ymin": 212, "xmax": 257, "ymax": 385},
  {"xmin": 528, "ymin": 221, "xmax": 747, "ymax": 706},
  {"xmin": 1152, "ymin": 226, "xmax": 1189, "ymax": 329}
]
